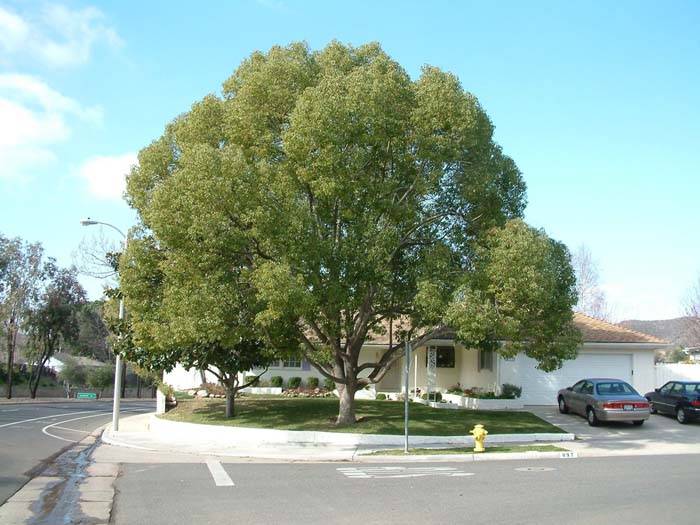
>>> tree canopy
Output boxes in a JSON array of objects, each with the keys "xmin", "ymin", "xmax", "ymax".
[{"xmin": 124, "ymin": 41, "xmax": 579, "ymax": 423}]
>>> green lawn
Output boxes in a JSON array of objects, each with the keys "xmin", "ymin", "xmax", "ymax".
[
  {"xmin": 366, "ymin": 444, "xmax": 567, "ymax": 456},
  {"xmin": 162, "ymin": 397, "xmax": 565, "ymax": 435}
]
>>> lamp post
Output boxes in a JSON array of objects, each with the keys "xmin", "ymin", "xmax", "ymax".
[{"xmin": 80, "ymin": 218, "xmax": 126, "ymax": 432}]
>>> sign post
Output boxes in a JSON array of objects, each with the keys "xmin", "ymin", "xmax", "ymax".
[{"xmin": 404, "ymin": 341, "xmax": 411, "ymax": 454}]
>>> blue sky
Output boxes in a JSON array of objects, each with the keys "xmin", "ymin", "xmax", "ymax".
[{"xmin": 1, "ymin": 0, "xmax": 698, "ymax": 320}]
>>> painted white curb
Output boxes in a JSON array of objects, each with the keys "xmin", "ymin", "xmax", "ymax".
[{"xmin": 149, "ymin": 414, "xmax": 574, "ymax": 447}]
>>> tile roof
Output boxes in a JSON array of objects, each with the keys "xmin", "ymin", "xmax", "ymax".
[
  {"xmin": 361, "ymin": 313, "xmax": 668, "ymax": 345},
  {"xmin": 573, "ymin": 313, "xmax": 667, "ymax": 344}
]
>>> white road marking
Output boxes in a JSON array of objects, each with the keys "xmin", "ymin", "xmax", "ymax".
[
  {"xmin": 337, "ymin": 467, "xmax": 475, "ymax": 479},
  {"xmin": 0, "ymin": 408, "xmax": 20, "ymax": 412},
  {"xmin": 42, "ymin": 412, "xmax": 112, "ymax": 442},
  {"xmin": 0, "ymin": 410, "xmax": 96, "ymax": 429},
  {"xmin": 514, "ymin": 466, "xmax": 557, "ymax": 472},
  {"xmin": 206, "ymin": 460, "xmax": 235, "ymax": 487}
]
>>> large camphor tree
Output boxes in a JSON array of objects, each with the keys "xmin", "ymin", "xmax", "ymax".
[{"xmin": 125, "ymin": 41, "xmax": 580, "ymax": 424}]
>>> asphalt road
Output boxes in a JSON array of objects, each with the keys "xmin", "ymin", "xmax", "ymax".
[
  {"xmin": 112, "ymin": 454, "xmax": 700, "ymax": 525},
  {"xmin": 0, "ymin": 400, "xmax": 153, "ymax": 505}
]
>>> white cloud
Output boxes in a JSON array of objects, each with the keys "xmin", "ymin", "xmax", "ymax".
[
  {"xmin": 0, "ymin": 73, "xmax": 102, "ymax": 180},
  {"xmin": 0, "ymin": 4, "xmax": 122, "ymax": 68},
  {"xmin": 77, "ymin": 153, "xmax": 138, "ymax": 200}
]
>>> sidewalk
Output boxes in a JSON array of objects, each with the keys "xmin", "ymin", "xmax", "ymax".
[{"xmin": 102, "ymin": 412, "xmax": 575, "ymax": 462}]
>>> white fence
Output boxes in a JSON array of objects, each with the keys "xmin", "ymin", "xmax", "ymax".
[{"xmin": 655, "ymin": 363, "xmax": 700, "ymax": 386}]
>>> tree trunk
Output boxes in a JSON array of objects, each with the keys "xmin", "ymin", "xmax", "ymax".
[
  {"xmin": 199, "ymin": 369, "xmax": 207, "ymax": 386},
  {"xmin": 225, "ymin": 388, "xmax": 235, "ymax": 418},
  {"xmin": 5, "ymin": 327, "xmax": 15, "ymax": 399},
  {"xmin": 336, "ymin": 381, "xmax": 357, "ymax": 425},
  {"xmin": 136, "ymin": 376, "xmax": 141, "ymax": 398},
  {"xmin": 29, "ymin": 359, "xmax": 46, "ymax": 399},
  {"xmin": 120, "ymin": 363, "xmax": 127, "ymax": 398}
]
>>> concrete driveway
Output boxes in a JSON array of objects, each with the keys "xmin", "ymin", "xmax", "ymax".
[{"xmin": 528, "ymin": 405, "xmax": 700, "ymax": 457}]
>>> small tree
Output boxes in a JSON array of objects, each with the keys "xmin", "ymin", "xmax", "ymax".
[
  {"xmin": 59, "ymin": 356, "xmax": 87, "ymax": 387},
  {"xmin": 26, "ymin": 268, "xmax": 86, "ymax": 398},
  {"xmin": 87, "ymin": 364, "xmax": 115, "ymax": 397}
]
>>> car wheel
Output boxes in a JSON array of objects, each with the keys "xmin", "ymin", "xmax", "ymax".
[
  {"xmin": 632, "ymin": 420, "xmax": 644, "ymax": 426},
  {"xmin": 587, "ymin": 407, "xmax": 599, "ymax": 426},
  {"xmin": 558, "ymin": 397, "xmax": 569, "ymax": 414},
  {"xmin": 647, "ymin": 398, "xmax": 657, "ymax": 414},
  {"xmin": 676, "ymin": 407, "xmax": 688, "ymax": 424}
]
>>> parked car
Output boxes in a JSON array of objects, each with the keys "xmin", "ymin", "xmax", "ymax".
[
  {"xmin": 557, "ymin": 378, "xmax": 650, "ymax": 426},
  {"xmin": 645, "ymin": 381, "xmax": 700, "ymax": 424}
]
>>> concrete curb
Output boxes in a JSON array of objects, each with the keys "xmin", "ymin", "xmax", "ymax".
[
  {"xmin": 355, "ymin": 450, "xmax": 578, "ymax": 463},
  {"xmin": 149, "ymin": 414, "xmax": 575, "ymax": 447}
]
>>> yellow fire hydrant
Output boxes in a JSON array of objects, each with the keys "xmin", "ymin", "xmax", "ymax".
[{"xmin": 470, "ymin": 424, "xmax": 488, "ymax": 453}]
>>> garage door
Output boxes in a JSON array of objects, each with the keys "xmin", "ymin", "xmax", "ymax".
[{"xmin": 499, "ymin": 353, "xmax": 633, "ymax": 405}]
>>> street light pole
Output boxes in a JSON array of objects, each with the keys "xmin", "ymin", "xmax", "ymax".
[{"xmin": 80, "ymin": 218, "xmax": 126, "ymax": 432}]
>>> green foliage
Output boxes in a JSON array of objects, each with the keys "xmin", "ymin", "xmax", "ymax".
[
  {"xmin": 124, "ymin": 41, "xmax": 578, "ymax": 423},
  {"xmin": 666, "ymin": 347, "xmax": 688, "ymax": 363},
  {"xmin": 244, "ymin": 374, "xmax": 259, "ymax": 386},
  {"xmin": 306, "ymin": 376, "xmax": 319, "ymax": 389},
  {"xmin": 270, "ymin": 375, "xmax": 284, "ymax": 387},
  {"xmin": 287, "ymin": 376, "xmax": 302, "ymax": 389},
  {"xmin": 446, "ymin": 220, "xmax": 581, "ymax": 371},
  {"xmin": 376, "ymin": 393, "xmax": 387, "ymax": 400},
  {"xmin": 323, "ymin": 378, "xmax": 335, "ymax": 391},
  {"xmin": 59, "ymin": 356, "xmax": 87, "ymax": 386},
  {"xmin": 87, "ymin": 364, "xmax": 115, "ymax": 392},
  {"xmin": 501, "ymin": 383, "xmax": 522, "ymax": 399},
  {"xmin": 421, "ymin": 392, "xmax": 443, "ymax": 402}
]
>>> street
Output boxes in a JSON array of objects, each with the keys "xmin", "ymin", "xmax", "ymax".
[
  {"xmin": 110, "ymin": 454, "xmax": 700, "ymax": 525},
  {"xmin": 0, "ymin": 400, "xmax": 153, "ymax": 505}
]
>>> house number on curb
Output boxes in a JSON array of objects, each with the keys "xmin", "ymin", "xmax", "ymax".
[
  {"xmin": 337, "ymin": 467, "xmax": 476, "ymax": 479},
  {"xmin": 514, "ymin": 467, "xmax": 557, "ymax": 472}
]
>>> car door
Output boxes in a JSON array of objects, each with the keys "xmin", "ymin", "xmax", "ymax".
[
  {"xmin": 567, "ymin": 380, "xmax": 586, "ymax": 415},
  {"xmin": 655, "ymin": 382, "xmax": 676, "ymax": 414},
  {"xmin": 668, "ymin": 382, "xmax": 686, "ymax": 412},
  {"xmin": 579, "ymin": 381, "xmax": 595, "ymax": 414}
]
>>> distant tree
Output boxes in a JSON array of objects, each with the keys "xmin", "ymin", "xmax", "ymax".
[
  {"xmin": 59, "ymin": 356, "xmax": 87, "ymax": 387},
  {"xmin": 64, "ymin": 301, "xmax": 111, "ymax": 362},
  {"xmin": 0, "ymin": 235, "xmax": 50, "ymax": 398},
  {"xmin": 684, "ymin": 274, "xmax": 700, "ymax": 346},
  {"xmin": 87, "ymin": 364, "xmax": 115, "ymax": 397},
  {"xmin": 666, "ymin": 347, "xmax": 689, "ymax": 363},
  {"xmin": 572, "ymin": 245, "xmax": 613, "ymax": 321},
  {"xmin": 25, "ymin": 268, "xmax": 86, "ymax": 398}
]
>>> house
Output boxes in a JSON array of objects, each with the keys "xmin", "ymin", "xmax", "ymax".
[{"xmin": 166, "ymin": 313, "xmax": 668, "ymax": 405}]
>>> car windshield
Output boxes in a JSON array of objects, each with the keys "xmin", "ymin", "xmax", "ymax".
[{"xmin": 596, "ymin": 382, "xmax": 638, "ymax": 396}]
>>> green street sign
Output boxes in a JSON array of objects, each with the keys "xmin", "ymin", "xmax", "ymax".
[{"xmin": 76, "ymin": 392, "xmax": 97, "ymax": 399}]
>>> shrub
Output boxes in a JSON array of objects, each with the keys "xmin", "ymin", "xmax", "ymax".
[
  {"xmin": 59, "ymin": 357, "xmax": 87, "ymax": 387},
  {"xmin": 323, "ymin": 378, "xmax": 335, "ymax": 391},
  {"xmin": 202, "ymin": 382, "xmax": 226, "ymax": 396},
  {"xmin": 446, "ymin": 385, "xmax": 464, "ymax": 395},
  {"xmin": 270, "ymin": 376, "xmax": 284, "ymax": 388},
  {"xmin": 421, "ymin": 391, "xmax": 443, "ymax": 402},
  {"xmin": 87, "ymin": 364, "xmax": 115, "ymax": 395},
  {"xmin": 306, "ymin": 376, "xmax": 319, "ymax": 389},
  {"xmin": 288, "ymin": 376, "xmax": 302, "ymax": 389},
  {"xmin": 376, "ymin": 393, "xmax": 387, "ymax": 400},
  {"xmin": 244, "ymin": 375, "xmax": 259, "ymax": 386},
  {"xmin": 501, "ymin": 383, "xmax": 522, "ymax": 399}
]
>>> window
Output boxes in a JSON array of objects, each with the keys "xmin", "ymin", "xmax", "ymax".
[
  {"xmin": 426, "ymin": 346, "xmax": 455, "ymax": 368},
  {"xmin": 478, "ymin": 349, "xmax": 493, "ymax": 371},
  {"xmin": 581, "ymin": 381, "xmax": 594, "ymax": 395},
  {"xmin": 659, "ymin": 382, "xmax": 674, "ymax": 394},
  {"xmin": 271, "ymin": 357, "xmax": 302, "ymax": 368},
  {"xmin": 596, "ymin": 382, "xmax": 637, "ymax": 396},
  {"xmin": 671, "ymin": 383, "xmax": 686, "ymax": 394},
  {"xmin": 572, "ymin": 380, "xmax": 586, "ymax": 393},
  {"xmin": 282, "ymin": 357, "xmax": 301, "ymax": 368}
]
